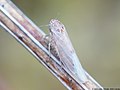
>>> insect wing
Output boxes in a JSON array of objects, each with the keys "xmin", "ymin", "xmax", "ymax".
[{"xmin": 52, "ymin": 32, "xmax": 75, "ymax": 72}]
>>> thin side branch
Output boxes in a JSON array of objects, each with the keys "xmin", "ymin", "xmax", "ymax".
[{"xmin": 0, "ymin": 0, "xmax": 102, "ymax": 90}]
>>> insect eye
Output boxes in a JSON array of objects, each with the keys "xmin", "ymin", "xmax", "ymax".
[{"xmin": 56, "ymin": 29, "xmax": 64, "ymax": 33}]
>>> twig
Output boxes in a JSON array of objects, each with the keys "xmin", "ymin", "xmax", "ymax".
[{"xmin": 0, "ymin": 0, "xmax": 103, "ymax": 90}]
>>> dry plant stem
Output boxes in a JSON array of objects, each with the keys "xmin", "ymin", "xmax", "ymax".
[{"xmin": 0, "ymin": 0, "xmax": 103, "ymax": 90}]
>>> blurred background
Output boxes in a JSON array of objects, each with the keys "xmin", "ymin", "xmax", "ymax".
[{"xmin": 0, "ymin": 0, "xmax": 120, "ymax": 90}]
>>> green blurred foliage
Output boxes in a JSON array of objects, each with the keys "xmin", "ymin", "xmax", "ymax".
[{"xmin": 0, "ymin": 0, "xmax": 120, "ymax": 90}]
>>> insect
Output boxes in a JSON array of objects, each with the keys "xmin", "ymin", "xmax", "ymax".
[{"xmin": 48, "ymin": 19, "xmax": 88, "ymax": 83}]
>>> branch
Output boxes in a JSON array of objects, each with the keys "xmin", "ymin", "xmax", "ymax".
[{"xmin": 0, "ymin": 0, "xmax": 103, "ymax": 90}]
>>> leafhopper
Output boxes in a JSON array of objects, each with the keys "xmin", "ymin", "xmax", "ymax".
[{"xmin": 48, "ymin": 19, "xmax": 88, "ymax": 83}]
